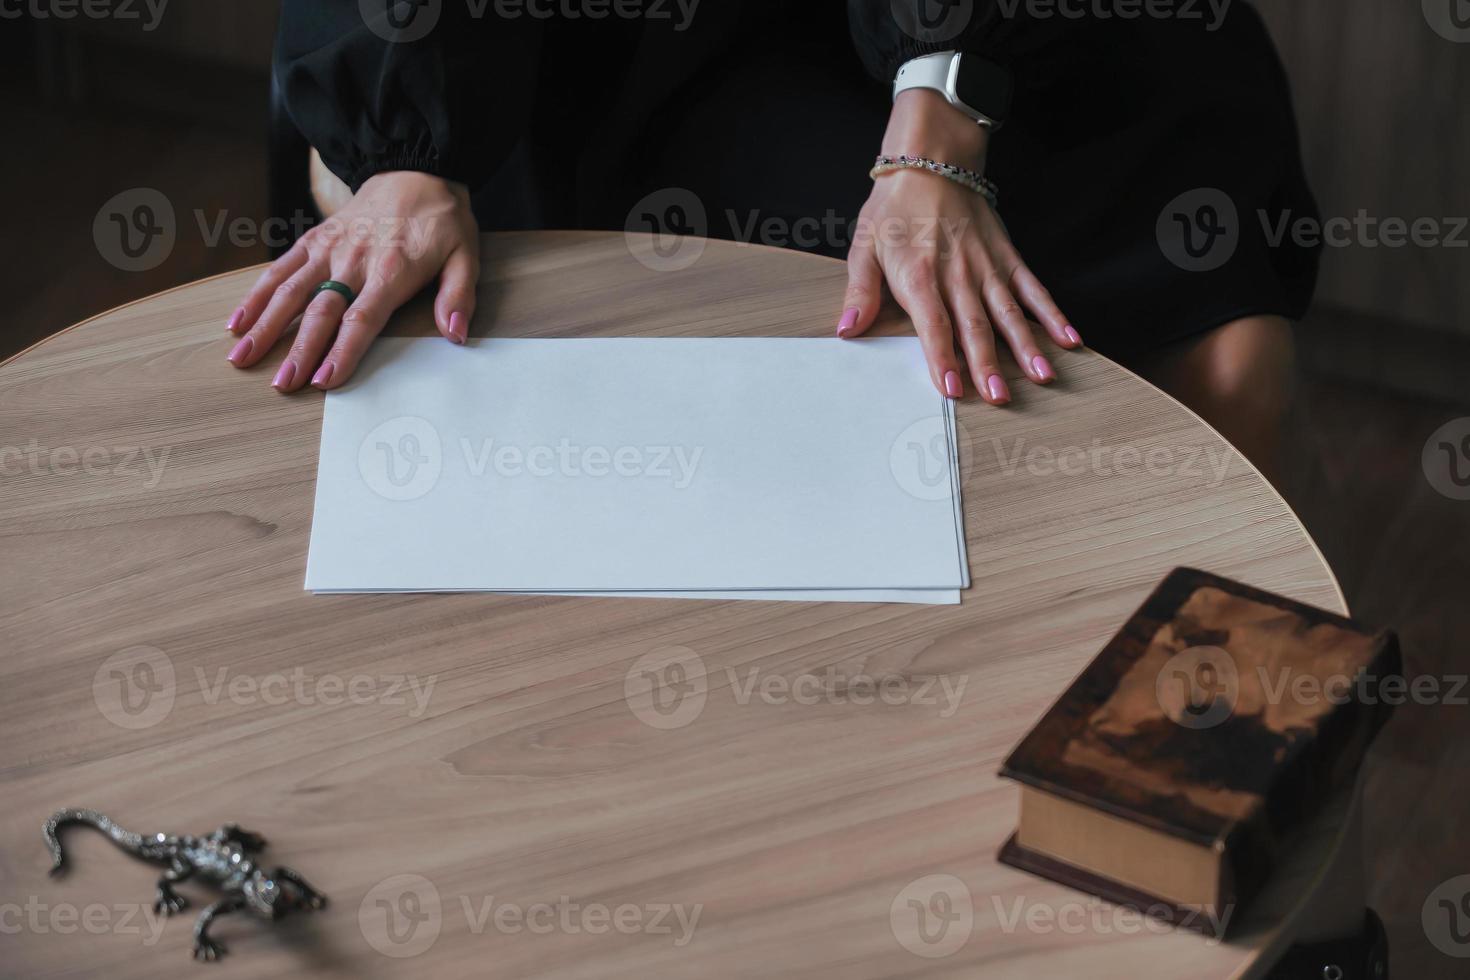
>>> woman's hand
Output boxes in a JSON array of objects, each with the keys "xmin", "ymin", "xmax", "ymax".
[
  {"xmin": 226, "ymin": 171, "xmax": 480, "ymax": 391},
  {"xmin": 839, "ymin": 90, "xmax": 1081, "ymax": 403}
]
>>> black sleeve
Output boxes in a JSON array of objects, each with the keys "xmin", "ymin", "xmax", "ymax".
[
  {"xmin": 274, "ymin": 1, "xmax": 543, "ymax": 193},
  {"xmin": 846, "ymin": 0, "xmax": 1073, "ymax": 87}
]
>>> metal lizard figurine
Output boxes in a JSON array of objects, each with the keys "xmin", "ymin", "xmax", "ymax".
[{"xmin": 44, "ymin": 808, "xmax": 327, "ymax": 962}]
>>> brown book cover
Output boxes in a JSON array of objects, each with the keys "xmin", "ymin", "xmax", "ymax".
[{"xmin": 997, "ymin": 567, "xmax": 1400, "ymax": 937}]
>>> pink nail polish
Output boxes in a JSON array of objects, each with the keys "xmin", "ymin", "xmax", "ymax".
[
  {"xmin": 448, "ymin": 311, "xmax": 466, "ymax": 345},
  {"xmin": 1031, "ymin": 355, "xmax": 1055, "ymax": 382},
  {"xmin": 227, "ymin": 336, "xmax": 254, "ymax": 365},
  {"xmin": 987, "ymin": 374, "xmax": 1010, "ymax": 403},
  {"xmin": 227, "ymin": 308, "xmax": 245, "ymax": 333},
  {"xmin": 943, "ymin": 370, "xmax": 963, "ymax": 398},
  {"xmin": 1063, "ymin": 325, "xmax": 1082, "ymax": 347},
  {"xmin": 272, "ymin": 362, "xmax": 296, "ymax": 391},
  {"xmin": 836, "ymin": 307, "xmax": 860, "ymax": 338},
  {"xmin": 311, "ymin": 361, "xmax": 335, "ymax": 388}
]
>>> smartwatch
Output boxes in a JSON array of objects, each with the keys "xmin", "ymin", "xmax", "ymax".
[{"xmin": 892, "ymin": 52, "xmax": 1013, "ymax": 129}]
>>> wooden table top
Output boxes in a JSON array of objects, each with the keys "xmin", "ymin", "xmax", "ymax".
[{"xmin": 0, "ymin": 231, "xmax": 1351, "ymax": 979}]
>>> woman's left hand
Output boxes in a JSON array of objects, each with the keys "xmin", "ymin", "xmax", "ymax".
[{"xmin": 838, "ymin": 90, "xmax": 1082, "ymax": 403}]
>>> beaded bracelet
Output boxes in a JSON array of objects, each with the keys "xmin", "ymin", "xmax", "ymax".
[{"xmin": 870, "ymin": 154, "xmax": 999, "ymax": 208}]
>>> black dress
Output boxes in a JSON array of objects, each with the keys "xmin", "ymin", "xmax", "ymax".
[{"xmin": 276, "ymin": 0, "xmax": 1320, "ymax": 356}]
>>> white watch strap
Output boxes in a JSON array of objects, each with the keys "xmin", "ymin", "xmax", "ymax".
[
  {"xmin": 892, "ymin": 52, "xmax": 958, "ymax": 104},
  {"xmin": 892, "ymin": 51, "xmax": 997, "ymax": 128}
]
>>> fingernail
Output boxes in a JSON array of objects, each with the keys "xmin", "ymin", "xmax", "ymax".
[
  {"xmin": 1063, "ymin": 325, "xmax": 1082, "ymax": 347},
  {"xmin": 448, "ymin": 311, "xmax": 466, "ymax": 345},
  {"xmin": 227, "ymin": 308, "xmax": 244, "ymax": 333},
  {"xmin": 272, "ymin": 361, "xmax": 296, "ymax": 391},
  {"xmin": 836, "ymin": 307, "xmax": 860, "ymax": 338},
  {"xmin": 227, "ymin": 336, "xmax": 254, "ymax": 365},
  {"xmin": 987, "ymin": 374, "xmax": 1010, "ymax": 403},
  {"xmin": 311, "ymin": 361, "xmax": 335, "ymax": 389},
  {"xmin": 943, "ymin": 370, "xmax": 963, "ymax": 398},
  {"xmin": 1031, "ymin": 355, "xmax": 1055, "ymax": 382}
]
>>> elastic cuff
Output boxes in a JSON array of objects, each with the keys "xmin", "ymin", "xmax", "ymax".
[{"xmin": 344, "ymin": 150, "xmax": 448, "ymax": 194}]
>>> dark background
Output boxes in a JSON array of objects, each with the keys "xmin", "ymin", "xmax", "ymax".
[{"xmin": 1, "ymin": 2, "xmax": 1467, "ymax": 975}]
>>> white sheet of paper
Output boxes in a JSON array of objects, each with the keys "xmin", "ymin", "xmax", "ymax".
[
  {"xmin": 312, "ymin": 589, "xmax": 962, "ymax": 605},
  {"xmin": 306, "ymin": 337, "xmax": 969, "ymax": 597}
]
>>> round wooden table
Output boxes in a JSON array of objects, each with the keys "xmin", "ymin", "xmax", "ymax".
[{"xmin": 0, "ymin": 232, "xmax": 1352, "ymax": 978}]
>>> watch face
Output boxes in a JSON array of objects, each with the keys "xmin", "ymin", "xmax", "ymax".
[{"xmin": 953, "ymin": 57, "xmax": 1013, "ymax": 124}]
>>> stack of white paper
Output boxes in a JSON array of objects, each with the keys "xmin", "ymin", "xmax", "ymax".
[{"xmin": 306, "ymin": 338, "xmax": 969, "ymax": 604}]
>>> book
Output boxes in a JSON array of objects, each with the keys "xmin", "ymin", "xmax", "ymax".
[{"xmin": 997, "ymin": 567, "xmax": 1400, "ymax": 937}]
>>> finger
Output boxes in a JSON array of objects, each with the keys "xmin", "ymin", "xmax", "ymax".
[
  {"xmin": 227, "ymin": 254, "xmax": 330, "ymax": 370},
  {"xmin": 434, "ymin": 243, "xmax": 479, "ymax": 345},
  {"xmin": 311, "ymin": 277, "xmax": 411, "ymax": 390},
  {"xmin": 274, "ymin": 264, "xmax": 367, "ymax": 393},
  {"xmin": 1008, "ymin": 262, "xmax": 1081, "ymax": 349},
  {"xmin": 982, "ymin": 274, "xmax": 1055, "ymax": 384},
  {"xmin": 838, "ymin": 239, "xmax": 884, "ymax": 338},
  {"xmin": 947, "ymin": 285, "xmax": 1011, "ymax": 406},
  {"xmin": 232, "ymin": 243, "xmax": 309, "ymax": 335},
  {"xmin": 887, "ymin": 259, "xmax": 965, "ymax": 398}
]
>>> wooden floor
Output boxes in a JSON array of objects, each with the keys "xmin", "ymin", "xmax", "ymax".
[{"xmin": 4, "ymin": 69, "xmax": 1468, "ymax": 980}]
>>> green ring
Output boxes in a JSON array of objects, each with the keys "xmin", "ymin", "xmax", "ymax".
[{"xmin": 313, "ymin": 280, "xmax": 357, "ymax": 305}]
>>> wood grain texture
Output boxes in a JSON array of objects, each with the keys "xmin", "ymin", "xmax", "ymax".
[{"xmin": 0, "ymin": 231, "xmax": 1351, "ymax": 978}]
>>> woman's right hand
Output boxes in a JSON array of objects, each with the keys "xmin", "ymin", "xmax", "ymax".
[{"xmin": 226, "ymin": 171, "xmax": 480, "ymax": 392}]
